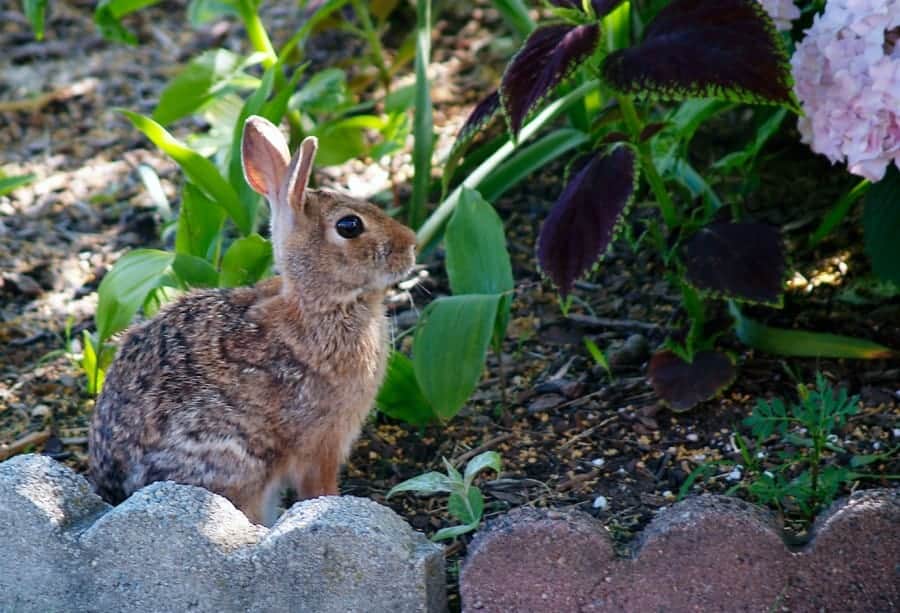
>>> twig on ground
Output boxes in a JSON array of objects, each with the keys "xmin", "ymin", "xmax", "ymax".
[
  {"xmin": 452, "ymin": 433, "xmax": 514, "ymax": 467},
  {"xmin": 566, "ymin": 313, "xmax": 661, "ymax": 331},
  {"xmin": 556, "ymin": 468, "xmax": 601, "ymax": 492},
  {"xmin": 0, "ymin": 429, "xmax": 50, "ymax": 461}
]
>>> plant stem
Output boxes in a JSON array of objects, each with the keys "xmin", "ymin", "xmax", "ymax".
[
  {"xmin": 417, "ymin": 79, "xmax": 598, "ymax": 249},
  {"xmin": 617, "ymin": 95, "xmax": 679, "ymax": 227},
  {"xmin": 239, "ymin": 1, "xmax": 277, "ymax": 69},
  {"xmin": 350, "ymin": 0, "xmax": 391, "ymax": 91},
  {"xmin": 409, "ymin": 0, "xmax": 433, "ymax": 230}
]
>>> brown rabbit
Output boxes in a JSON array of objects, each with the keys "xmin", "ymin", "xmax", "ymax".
[{"xmin": 88, "ymin": 115, "xmax": 417, "ymax": 526}]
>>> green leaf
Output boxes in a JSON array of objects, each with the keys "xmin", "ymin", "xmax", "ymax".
[
  {"xmin": 375, "ymin": 352, "xmax": 438, "ymax": 426},
  {"xmin": 175, "ymin": 183, "xmax": 226, "ymax": 261},
  {"xmin": 23, "ymin": 0, "xmax": 47, "ymax": 40},
  {"xmin": 583, "ymin": 337, "xmax": 610, "ymax": 376},
  {"xmin": 186, "ymin": 0, "xmax": 241, "ymax": 26},
  {"xmin": 311, "ymin": 116, "xmax": 374, "ymax": 166},
  {"xmin": 219, "ymin": 234, "xmax": 272, "ymax": 287},
  {"xmin": 431, "ymin": 522, "xmax": 478, "ymax": 541},
  {"xmin": 289, "ymin": 68, "xmax": 350, "ymax": 115},
  {"xmin": 0, "ymin": 173, "xmax": 36, "ymax": 197},
  {"xmin": 94, "ymin": 0, "xmax": 161, "ymax": 44},
  {"xmin": 386, "ymin": 471, "xmax": 455, "ymax": 498},
  {"xmin": 153, "ymin": 49, "xmax": 248, "ymax": 125},
  {"xmin": 809, "ymin": 179, "xmax": 869, "ymax": 247},
  {"xmin": 120, "ymin": 110, "xmax": 251, "ymax": 234},
  {"xmin": 445, "ymin": 188, "xmax": 514, "ymax": 295},
  {"xmin": 712, "ymin": 108, "xmax": 786, "ymax": 172},
  {"xmin": 864, "ymin": 166, "xmax": 900, "ymax": 284},
  {"xmin": 413, "ymin": 294, "xmax": 502, "ymax": 420},
  {"xmin": 448, "ymin": 487, "xmax": 484, "ymax": 525},
  {"xmin": 172, "ymin": 253, "xmax": 219, "ymax": 288},
  {"xmin": 730, "ymin": 303, "xmax": 895, "ymax": 359},
  {"xmin": 463, "ymin": 450, "xmax": 502, "ymax": 487},
  {"xmin": 478, "ymin": 128, "xmax": 590, "ymax": 202},
  {"xmin": 81, "ymin": 331, "xmax": 111, "ymax": 396},
  {"xmin": 96, "ymin": 249, "xmax": 175, "ymax": 341}
]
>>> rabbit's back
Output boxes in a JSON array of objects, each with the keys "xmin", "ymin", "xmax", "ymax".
[{"xmin": 89, "ymin": 284, "xmax": 322, "ymax": 505}]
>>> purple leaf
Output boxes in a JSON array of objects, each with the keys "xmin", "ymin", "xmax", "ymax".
[
  {"xmin": 648, "ymin": 349, "xmax": 736, "ymax": 411},
  {"xmin": 501, "ymin": 24, "xmax": 599, "ymax": 137},
  {"xmin": 684, "ymin": 221, "xmax": 785, "ymax": 305},
  {"xmin": 548, "ymin": 0, "xmax": 582, "ymax": 8},
  {"xmin": 537, "ymin": 145, "xmax": 638, "ymax": 297},
  {"xmin": 447, "ymin": 90, "xmax": 500, "ymax": 164},
  {"xmin": 601, "ymin": 0, "xmax": 797, "ymax": 108}
]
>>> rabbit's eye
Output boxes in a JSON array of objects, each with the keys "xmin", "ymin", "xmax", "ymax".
[{"xmin": 336, "ymin": 215, "xmax": 365, "ymax": 239}]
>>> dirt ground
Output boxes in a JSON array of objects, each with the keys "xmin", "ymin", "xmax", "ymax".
[{"xmin": 1, "ymin": 1, "xmax": 898, "ymax": 607}]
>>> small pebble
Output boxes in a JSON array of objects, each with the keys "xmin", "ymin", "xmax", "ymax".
[
  {"xmin": 686, "ymin": 433, "xmax": 699, "ymax": 443},
  {"xmin": 893, "ymin": 428, "xmax": 900, "ymax": 438},
  {"xmin": 31, "ymin": 404, "xmax": 51, "ymax": 419},
  {"xmin": 592, "ymin": 495, "xmax": 608, "ymax": 510},
  {"xmin": 590, "ymin": 458, "xmax": 605, "ymax": 468},
  {"xmin": 726, "ymin": 466, "xmax": 743, "ymax": 481}
]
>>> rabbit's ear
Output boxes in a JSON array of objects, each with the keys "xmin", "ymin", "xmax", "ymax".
[
  {"xmin": 283, "ymin": 136, "xmax": 318, "ymax": 211},
  {"xmin": 242, "ymin": 116, "xmax": 290, "ymax": 199}
]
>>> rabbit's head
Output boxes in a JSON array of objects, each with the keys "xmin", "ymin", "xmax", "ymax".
[{"xmin": 241, "ymin": 116, "xmax": 416, "ymax": 307}]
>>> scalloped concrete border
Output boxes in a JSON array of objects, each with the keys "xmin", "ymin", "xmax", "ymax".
[
  {"xmin": 461, "ymin": 490, "xmax": 899, "ymax": 612},
  {"xmin": 0, "ymin": 454, "xmax": 446, "ymax": 612}
]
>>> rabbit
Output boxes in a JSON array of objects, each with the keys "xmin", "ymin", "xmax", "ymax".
[{"xmin": 88, "ymin": 115, "xmax": 417, "ymax": 526}]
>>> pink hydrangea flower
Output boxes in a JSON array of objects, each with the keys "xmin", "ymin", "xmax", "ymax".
[
  {"xmin": 792, "ymin": 1, "xmax": 900, "ymax": 182},
  {"xmin": 758, "ymin": 0, "xmax": 800, "ymax": 32}
]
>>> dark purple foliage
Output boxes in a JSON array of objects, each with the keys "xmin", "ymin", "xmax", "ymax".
[
  {"xmin": 684, "ymin": 221, "xmax": 785, "ymax": 305},
  {"xmin": 601, "ymin": 0, "xmax": 796, "ymax": 108},
  {"xmin": 447, "ymin": 90, "xmax": 500, "ymax": 163},
  {"xmin": 648, "ymin": 349, "xmax": 735, "ymax": 411},
  {"xmin": 548, "ymin": 0, "xmax": 582, "ymax": 8},
  {"xmin": 537, "ymin": 145, "xmax": 637, "ymax": 297},
  {"xmin": 501, "ymin": 23, "xmax": 599, "ymax": 137},
  {"xmin": 639, "ymin": 122, "xmax": 668, "ymax": 142}
]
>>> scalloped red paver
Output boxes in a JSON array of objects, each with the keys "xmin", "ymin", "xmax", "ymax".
[{"xmin": 460, "ymin": 490, "xmax": 899, "ymax": 612}]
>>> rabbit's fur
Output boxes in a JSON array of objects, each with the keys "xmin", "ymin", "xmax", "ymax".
[{"xmin": 88, "ymin": 116, "xmax": 416, "ymax": 526}]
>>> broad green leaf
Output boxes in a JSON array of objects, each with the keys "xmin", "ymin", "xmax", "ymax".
[
  {"xmin": 153, "ymin": 49, "xmax": 248, "ymax": 125},
  {"xmin": 172, "ymin": 253, "xmax": 219, "ymax": 288},
  {"xmin": 386, "ymin": 471, "xmax": 455, "ymax": 497},
  {"xmin": 137, "ymin": 164, "xmax": 172, "ymax": 220},
  {"xmin": 81, "ymin": 331, "xmax": 107, "ymax": 396},
  {"xmin": 311, "ymin": 117, "xmax": 371, "ymax": 166},
  {"xmin": 445, "ymin": 188, "xmax": 513, "ymax": 295},
  {"xmin": 121, "ymin": 110, "xmax": 251, "ymax": 234},
  {"xmin": 24, "ymin": 0, "xmax": 47, "ymax": 40},
  {"xmin": 376, "ymin": 352, "xmax": 438, "ymax": 426},
  {"xmin": 289, "ymin": 68, "xmax": 350, "ymax": 115},
  {"xmin": 864, "ymin": 166, "xmax": 900, "ymax": 284},
  {"xmin": 413, "ymin": 294, "xmax": 501, "ymax": 420},
  {"xmin": 94, "ymin": 0, "xmax": 161, "ymax": 44},
  {"xmin": 175, "ymin": 183, "xmax": 226, "ymax": 260},
  {"xmin": 0, "ymin": 173, "xmax": 36, "ymax": 197},
  {"xmin": 463, "ymin": 450, "xmax": 502, "ymax": 487},
  {"xmin": 384, "ymin": 84, "xmax": 416, "ymax": 114},
  {"xmin": 187, "ymin": 0, "xmax": 241, "ymax": 26},
  {"xmin": 96, "ymin": 249, "xmax": 175, "ymax": 340},
  {"xmin": 448, "ymin": 487, "xmax": 484, "ymax": 525},
  {"xmin": 442, "ymin": 456, "xmax": 463, "ymax": 483},
  {"xmin": 431, "ymin": 522, "xmax": 479, "ymax": 541},
  {"xmin": 409, "ymin": 0, "xmax": 433, "ymax": 229},
  {"xmin": 478, "ymin": 128, "xmax": 589, "ymax": 202},
  {"xmin": 219, "ymin": 234, "xmax": 272, "ymax": 287},
  {"xmin": 730, "ymin": 303, "xmax": 895, "ymax": 359}
]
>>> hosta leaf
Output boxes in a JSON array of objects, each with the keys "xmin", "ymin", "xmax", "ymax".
[
  {"xmin": 683, "ymin": 221, "xmax": 785, "ymax": 306},
  {"xmin": 96, "ymin": 249, "xmax": 175, "ymax": 341},
  {"xmin": 501, "ymin": 23, "xmax": 599, "ymax": 137},
  {"xmin": 375, "ymin": 352, "xmax": 437, "ymax": 426},
  {"xmin": 864, "ymin": 166, "xmax": 900, "ymax": 284},
  {"xmin": 601, "ymin": 0, "xmax": 797, "ymax": 109},
  {"xmin": 176, "ymin": 183, "xmax": 226, "ymax": 260},
  {"xmin": 445, "ymin": 188, "xmax": 514, "ymax": 296},
  {"xmin": 219, "ymin": 234, "xmax": 272, "ymax": 287},
  {"xmin": 153, "ymin": 49, "xmax": 248, "ymax": 126},
  {"xmin": 172, "ymin": 253, "xmax": 219, "ymax": 288},
  {"xmin": 537, "ymin": 145, "xmax": 638, "ymax": 297},
  {"xmin": 413, "ymin": 294, "xmax": 501, "ymax": 420},
  {"xmin": 120, "ymin": 110, "xmax": 251, "ymax": 234},
  {"xmin": 648, "ymin": 349, "xmax": 736, "ymax": 412}
]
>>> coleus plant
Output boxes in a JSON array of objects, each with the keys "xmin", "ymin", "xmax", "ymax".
[{"xmin": 447, "ymin": 0, "xmax": 893, "ymax": 410}]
